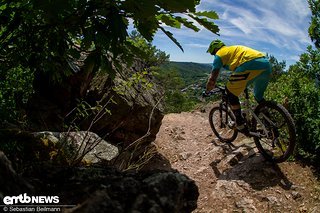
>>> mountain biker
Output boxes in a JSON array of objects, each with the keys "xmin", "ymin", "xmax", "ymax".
[{"xmin": 203, "ymin": 39, "xmax": 272, "ymax": 134}]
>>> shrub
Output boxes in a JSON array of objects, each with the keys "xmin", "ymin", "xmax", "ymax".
[
  {"xmin": 0, "ymin": 67, "xmax": 34, "ymax": 124},
  {"xmin": 265, "ymin": 70, "xmax": 320, "ymax": 162}
]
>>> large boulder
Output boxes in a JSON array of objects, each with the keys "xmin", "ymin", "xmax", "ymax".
[
  {"xmin": 82, "ymin": 69, "xmax": 164, "ymax": 146},
  {"xmin": 69, "ymin": 171, "xmax": 199, "ymax": 213},
  {"xmin": 37, "ymin": 168, "xmax": 199, "ymax": 213},
  {"xmin": 26, "ymin": 54, "xmax": 164, "ymax": 147},
  {"xmin": 0, "ymin": 149, "xmax": 199, "ymax": 212}
]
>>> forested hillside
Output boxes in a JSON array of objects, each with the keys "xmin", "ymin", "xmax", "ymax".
[
  {"xmin": 156, "ymin": 61, "xmax": 231, "ymax": 113},
  {"xmin": 159, "ymin": 61, "xmax": 231, "ymax": 86},
  {"xmin": 160, "ymin": 61, "xmax": 211, "ymax": 85}
]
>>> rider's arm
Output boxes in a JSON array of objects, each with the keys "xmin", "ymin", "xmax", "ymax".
[
  {"xmin": 206, "ymin": 55, "xmax": 223, "ymax": 92},
  {"xmin": 206, "ymin": 69, "xmax": 220, "ymax": 92}
]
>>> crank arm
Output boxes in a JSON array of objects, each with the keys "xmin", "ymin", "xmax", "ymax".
[{"xmin": 248, "ymin": 131, "xmax": 267, "ymax": 138}]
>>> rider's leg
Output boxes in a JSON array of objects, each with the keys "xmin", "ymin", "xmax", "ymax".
[
  {"xmin": 226, "ymin": 88, "xmax": 248, "ymax": 134},
  {"xmin": 252, "ymin": 61, "xmax": 272, "ymax": 117},
  {"xmin": 226, "ymin": 67, "xmax": 249, "ymax": 131},
  {"xmin": 252, "ymin": 59, "xmax": 272, "ymax": 103}
]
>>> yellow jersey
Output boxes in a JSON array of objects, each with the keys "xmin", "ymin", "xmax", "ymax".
[{"xmin": 213, "ymin": 45, "xmax": 265, "ymax": 71}]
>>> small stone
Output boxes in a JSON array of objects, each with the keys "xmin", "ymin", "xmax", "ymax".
[
  {"xmin": 174, "ymin": 135, "xmax": 186, "ymax": 140},
  {"xmin": 291, "ymin": 191, "xmax": 302, "ymax": 200},
  {"xmin": 235, "ymin": 198, "xmax": 257, "ymax": 212},
  {"xmin": 179, "ymin": 152, "xmax": 192, "ymax": 160},
  {"xmin": 291, "ymin": 185, "xmax": 299, "ymax": 190},
  {"xmin": 299, "ymin": 205, "xmax": 307, "ymax": 212},
  {"xmin": 195, "ymin": 166, "xmax": 207, "ymax": 174},
  {"xmin": 262, "ymin": 196, "xmax": 279, "ymax": 206}
]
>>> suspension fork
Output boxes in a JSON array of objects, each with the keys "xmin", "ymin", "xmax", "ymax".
[
  {"xmin": 219, "ymin": 93, "xmax": 230, "ymax": 128},
  {"xmin": 219, "ymin": 101, "xmax": 226, "ymax": 128}
]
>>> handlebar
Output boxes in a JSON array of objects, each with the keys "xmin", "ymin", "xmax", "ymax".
[
  {"xmin": 212, "ymin": 86, "xmax": 225, "ymax": 92},
  {"xmin": 202, "ymin": 86, "xmax": 226, "ymax": 98},
  {"xmin": 209, "ymin": 86, "xmax": 226, "ymax": 95}
]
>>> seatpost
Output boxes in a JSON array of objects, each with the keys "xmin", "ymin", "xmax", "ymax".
[
  {"xmin": 242, "ymin": 88, "xmax": 250, "ymax": 108},
  {"xmin": 244, "ymin": 88, "xmax": 249, "ymax": 100}
]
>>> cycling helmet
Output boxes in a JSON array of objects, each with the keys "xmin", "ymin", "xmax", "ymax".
[{"xmin": 206, "ymin": 39, "xmax": 225, "ymax": 54}]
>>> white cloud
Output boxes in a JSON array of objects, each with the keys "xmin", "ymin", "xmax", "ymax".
[
  {"xmin": 185, "ymin": 43, "xmax": 209, "ymax": 48},
  {"xmin": 153, "ymin": 0, "xmax": 312, "ymax": 65}
]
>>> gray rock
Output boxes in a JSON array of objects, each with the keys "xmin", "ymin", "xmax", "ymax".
[
  {"xmin": 61, "ymin": 170, "xmax": 199, "ymax": 213},
  {"xmin": 179, "ymin": 152, "xmax": 192, "ymax": 160},
  {"xmin": 291, "ymin": 191, "xmax": 302, "ymax": 200},
  {"xmin": 235, "ymin": 198, "xmax": 257, "ymax": 212},
  {"xmin": 33, "ymin": 131, "xmax": 119, "ymax": 164},
  {"xmin": 84, "ymin": 68, "xmax": 164, "ymax": 147}
]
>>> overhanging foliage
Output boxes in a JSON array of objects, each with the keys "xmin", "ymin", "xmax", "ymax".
[{"xmin": 0, "ymin": 0, "xmax": 219, "ymax": 79}]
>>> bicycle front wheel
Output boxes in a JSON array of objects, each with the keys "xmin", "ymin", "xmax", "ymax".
[
  {"xmin": 252, "ymin": 101, "xmax": 296, "ymax": 163},
  {"xmin": 209, "ymin": 104, "xmax": 238, "ymax": 143}
]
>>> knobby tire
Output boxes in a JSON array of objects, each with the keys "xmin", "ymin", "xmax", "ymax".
[
  {"xmin": 252, "ymin": 101, "xmax": 296, "ymax": 163},
  {"xmin": 209, "ymin": 104, "xmax": 238, "ymax": 143}
]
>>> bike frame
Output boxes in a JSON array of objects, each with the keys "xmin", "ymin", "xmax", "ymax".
[{"xmin": 219, "ymin": 87, "xmax": 272, "ymax": 139}]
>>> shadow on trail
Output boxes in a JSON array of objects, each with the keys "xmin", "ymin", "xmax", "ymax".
[{"xmin": 209, "ymin": 139, "xmax": 293, "ymax": 191}]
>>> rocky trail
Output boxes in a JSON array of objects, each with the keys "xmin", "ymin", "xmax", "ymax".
[{"xmin": 152, "ymin": 107, "xmax": 320, "ymax": 213}]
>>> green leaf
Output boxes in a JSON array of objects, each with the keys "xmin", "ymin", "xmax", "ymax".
[
  {"xmin": 159, "ymin": 26, "xmax": 184, "ymax": 52},
  {"xmin": 134, "ymin": 17, "xmax": 158, "ymax": 41},
  {"xmin": 189, "ymin": 14, "xmax": 220, "ymax": 35},
  {"xmin": 157, "ymin": 14, "xmax": 181, "ymax": 28},
  {"xmin": 175, "ymin": 16, "xmax": 200, "ymax": 32},
  {"xmin": 193, "ymin": 11, "xmax": 219, "ymax": 20},
  {"xmin": 159, "ymin": 0, "xmax": 195, "ymax": 12},
  {"xmin": 0, "ymin": 3, "xmax": 7, "ymax": 10}
]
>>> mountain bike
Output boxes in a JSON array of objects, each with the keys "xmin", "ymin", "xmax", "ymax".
[{"xmin": 207, "ymin": 86, "xmax": 296, "ymax": 163}]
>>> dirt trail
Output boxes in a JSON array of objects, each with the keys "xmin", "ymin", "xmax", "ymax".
[{"xmin": 153, "ymin": 108, "xmax": 320, "ymax": 213}]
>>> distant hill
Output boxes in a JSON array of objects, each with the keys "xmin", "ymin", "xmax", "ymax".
[
  {"xmin": 160, "ymin": 61, "xmax": 211, "ymax": 85},
  {"xmin": 156, "ymin": 61, "xmax": 231, "ymax": 112},
  {"xmin": 159, "ymin": 61, "xmax": 230, "ymax": 87}
]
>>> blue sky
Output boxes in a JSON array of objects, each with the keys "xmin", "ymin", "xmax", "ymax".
[{"xmin": 151, "ymin": 0, "xmax": 312, "ymax": 67}]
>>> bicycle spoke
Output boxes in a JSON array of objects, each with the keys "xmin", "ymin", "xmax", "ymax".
[
  {"xmin": 253, "ymin": 101, "xmax": 296, "ymax": 163},
  {"xmin": 209, "ymin": 105, "xmax": 238, "ymax": 143},
  {"xmin": 259, "ymin": 138, "xmax": 274, "ymax": 148},
  {"xmin": 267, "ymin": 109, "xmax": 287, "ymax": 129},
  {"xmin": 259, "ymin": 137, "xmax": 288, "ymax": 157},
  {"xmin": 275, "ymin": 138, "xmax": 286, "ymax": 154}
]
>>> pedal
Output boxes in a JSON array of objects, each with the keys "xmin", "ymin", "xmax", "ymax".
[{"xmin": 228, "ymin": 121, "xmax": 236, "ymax": 129}]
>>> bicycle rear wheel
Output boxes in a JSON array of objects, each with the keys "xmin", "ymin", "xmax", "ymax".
[
  {"xmin": 209, "ymin": 104, "xmax": 238, "ymax": 143},
  {"xmin": 252, "ymin": 101, "xmax": 296, "ymax": 163}
]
